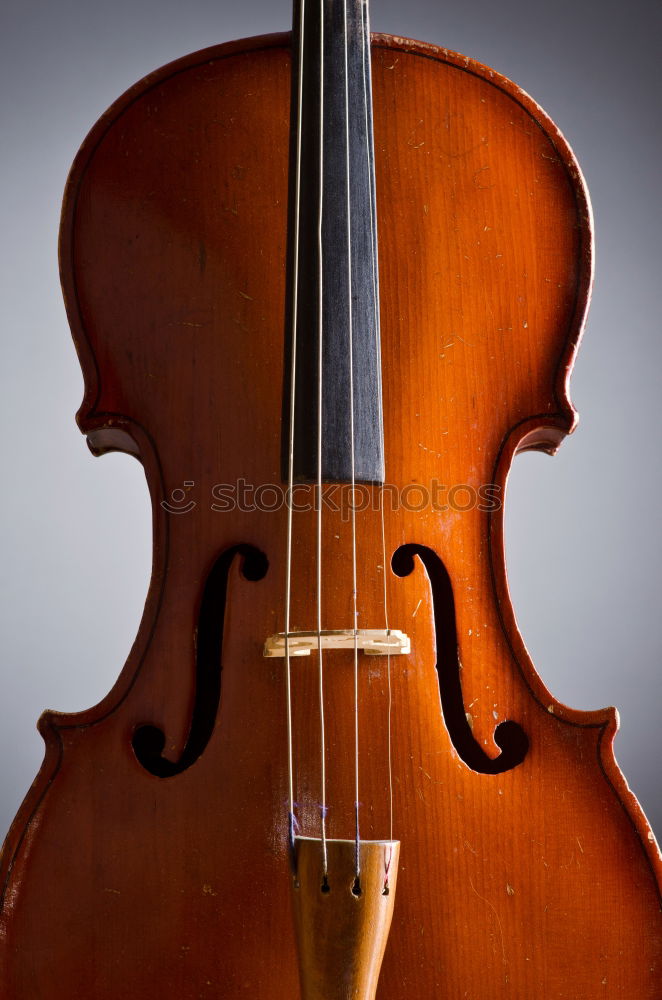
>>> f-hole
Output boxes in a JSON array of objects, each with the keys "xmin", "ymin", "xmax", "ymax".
[
  {"xmin": 132, "ymin": 544, "xmax": 268, "ymax": 777},
  {"xmin": 392, "ymin": 543, "xmax": 528, "ymax": 774}
]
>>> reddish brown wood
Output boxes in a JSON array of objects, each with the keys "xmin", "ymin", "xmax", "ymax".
[{"xmin": 1, "ymin": 32, "xmax": 660, "ymax": 998}]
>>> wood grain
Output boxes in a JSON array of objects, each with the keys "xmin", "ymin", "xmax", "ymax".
[
  {"xmin": 0, "ymin": 32, "xmax": 659, "ymax": 998},
  {"xmin": 292, "ymin": 838, "xmax": 399, "ymax": 999}
]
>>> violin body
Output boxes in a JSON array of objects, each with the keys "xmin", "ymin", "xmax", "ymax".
[{"xmin": 1, "ymin": 32, "xmax": 660, "ymax": 998}]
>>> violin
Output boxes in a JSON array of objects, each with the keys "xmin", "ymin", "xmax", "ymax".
[{"xmin": 1, "ymin": 1, "xmax": 660, "ymax": 996}]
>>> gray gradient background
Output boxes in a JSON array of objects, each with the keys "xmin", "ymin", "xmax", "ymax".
[{"xmin": 0, "ymin": 0, "xmax": 659, "ymax": 846}]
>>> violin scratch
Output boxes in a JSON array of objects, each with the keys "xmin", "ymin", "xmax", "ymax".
[{"xmin": 468, "ymin": 877, "xmax": 506, "ymax": 966}]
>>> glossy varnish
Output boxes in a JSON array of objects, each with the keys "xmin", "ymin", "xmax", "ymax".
[{"xmin": 0, "ymin": 32, "xmax": 660, "ymax": 998}]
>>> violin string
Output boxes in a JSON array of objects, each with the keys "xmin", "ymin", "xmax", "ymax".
[
  {"xmin": 317, "ymin": 0, "xmax": 328, "ymax": 878},
  {"xmin": 342, "ymin": 0, "xmax": 361, "ymax": 880},
  {"xmin": 361, "ymin": 0, "xmax": 394, "ymax": 856},
  {"xmin": 284, "ymin": 0, "xmax": 308, "ymax": 858}
]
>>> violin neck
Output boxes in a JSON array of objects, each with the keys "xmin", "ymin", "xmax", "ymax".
[{"xmin": 285, "ymin": 0, "xmax": 384, "ymax": 485}]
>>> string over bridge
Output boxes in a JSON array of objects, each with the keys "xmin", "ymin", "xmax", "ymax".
[{"xmin": 263, "ymin": 629, "xmax": 410, "ymax": 658}]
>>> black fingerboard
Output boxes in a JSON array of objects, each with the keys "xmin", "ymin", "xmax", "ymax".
[{"xmin": 283, "ymin": 0, "xmax": 384, "ymax": 485}]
